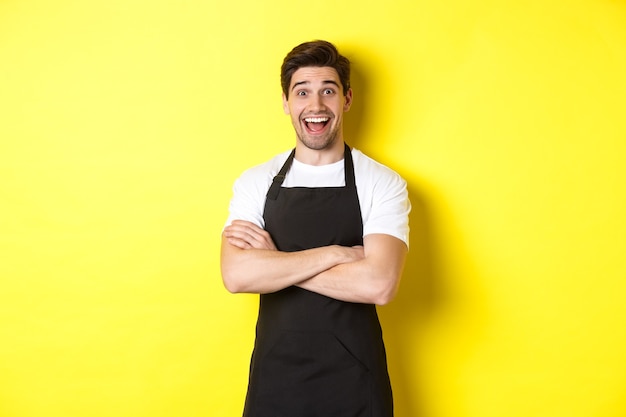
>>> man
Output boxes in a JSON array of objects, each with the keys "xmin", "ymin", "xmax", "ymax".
[{"xmin": 221, "ymin": 40, "xmax": 410, "ymax": 417}]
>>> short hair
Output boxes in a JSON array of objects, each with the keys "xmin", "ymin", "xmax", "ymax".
[{"xmin": 280, "ymin": 40, "xmax": 351, "ymax": 98}]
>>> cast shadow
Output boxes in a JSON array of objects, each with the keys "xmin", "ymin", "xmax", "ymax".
[
  {"xmin": 379, "ymin": 187, "xmax": 439, "ymax": 417},
  {"xmin": 343, "ymin": 55, "xmax": 370, "ymax": 150},
  {"xmin": 343, "ymin": 50, "xmax": 442, "ymax": 417}
]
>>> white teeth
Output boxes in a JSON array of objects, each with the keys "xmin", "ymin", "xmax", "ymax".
[{"xmin": 304, "ymin": 117, "xmax": 329, "ymax": 123}]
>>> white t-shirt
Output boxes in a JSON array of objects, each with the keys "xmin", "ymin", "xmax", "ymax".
[{"xmin": 226, "ymin": 148, "xmax": 410, "ymax": 246}]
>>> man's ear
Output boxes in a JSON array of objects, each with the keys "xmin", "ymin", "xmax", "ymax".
[
  {"xmin": 343, "ymin": 88, "xmax": 353, "ymax": 112},
  {"xmin": 282, "ymin": 93, "xmax": 290, "ymax": 115}
]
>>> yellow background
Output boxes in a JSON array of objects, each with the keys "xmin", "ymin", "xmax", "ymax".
[{"xmin": 1, "ymin": 0, "xmax": 625, "ymax": 416}]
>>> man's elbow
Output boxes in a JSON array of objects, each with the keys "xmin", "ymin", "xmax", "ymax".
[
  {"xmin": 222, "ymin": 278, "xmax": 241, "ymax": 294},
  {"xmin": 221, "ymin": 265, "xmax": 247, "ymax": 294},
  {"xmin": 372, "ymin": 285, "xmax": 398, "ymax": 306},
  {"xmin": 370, "ymin": 276, "xmax": 400, "ymax": 306}
]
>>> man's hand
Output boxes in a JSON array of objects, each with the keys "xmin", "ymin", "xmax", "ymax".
[
  {"xmin": 223, "ymin": 220, "xmax": 364, "ymax": 262},
  {"xmin": 223, "ymin": 220, "xmax": 277, "ymax": 250},
  {"xmin": 335, "ymin": 245, "xmax": 365, "ymax": 263},
  {"xmin": 220, "ymin": 220, "xmax": 367, "ymax": 295},
  {"xmin": 296, "ymin": 234, "xmax": 407, "ymax": 305},
  {"xmin": 221, "ymin": 221, "xmax": 404, "ymax": 304}
]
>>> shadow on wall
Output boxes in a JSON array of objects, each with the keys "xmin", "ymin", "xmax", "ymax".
[
  {"xmin": 379, "ymin": 186, "xmax": 440, "ymax": 417},
  {"xmin": 343, "ymin": 53, "xmax": 370, "ymax": 150},
  {"xmin": 342, "ymin": 52, "xmax": 444, "ymax": 417}
]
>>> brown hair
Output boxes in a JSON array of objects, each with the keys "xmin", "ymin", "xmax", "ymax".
[{"xmin": 281, "ymin": 40, "xmax": 351, "ymax": 98}]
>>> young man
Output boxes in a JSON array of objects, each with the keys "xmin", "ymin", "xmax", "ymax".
[{"xmin": 221, "ymin": 40, "xmax": 410, "ymax": 417}]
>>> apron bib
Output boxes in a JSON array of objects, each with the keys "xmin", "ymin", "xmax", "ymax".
[{"xmin": 243, "ymin": 144, "xmax": 393, "ymax": 417}]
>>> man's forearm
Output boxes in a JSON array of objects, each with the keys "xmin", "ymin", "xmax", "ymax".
[
  {"xmin": 296, "ymin": 260, "xmax": 398, "ymax": 305},
  {"xmin": 296, "ymin": 234, "xmax": 407, "ymax": 305},
  {"xmin": 220, "ymin": 236, "xmax": 364, "ymax": 294}
]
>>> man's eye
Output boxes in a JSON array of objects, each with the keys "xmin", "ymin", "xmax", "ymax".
[
  {"xmin": 323, "ymin": 89, "xmax": 334, "ymax": 95},
  {"xmin": 297, "ymin": 91, "xmax": 307, "ymax": 96}
]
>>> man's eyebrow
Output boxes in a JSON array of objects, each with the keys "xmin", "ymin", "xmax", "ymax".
[
  {"xmin": 322, "ymin": 80, "xmax": 340, "ymax": 87},
  {"xmin": 291, "ymin": 80, "xmax": 340, "ymax": 91},
  {"xmin": 291, "ymin": 80, "xmax": 309, "ymax": 91}
]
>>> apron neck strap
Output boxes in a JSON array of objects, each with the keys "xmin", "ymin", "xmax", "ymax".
[
  {"xmin": 266, "ymin": 144, "xmax": 354, "ymax": 201},
  {"xmin": 343, "ymin": 143, "xmax": 356, "ymax": 188},
  {"xmin": 266, "ymin": 149, "xmax": 295, "ymax": 201}
]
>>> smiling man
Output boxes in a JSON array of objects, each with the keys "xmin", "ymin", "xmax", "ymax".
[
  {"xmin": 221, "ymin": 40, "xmax": 410, "ymax": 417},
  {"xmin": 283, "ymin": 65, "xmax": 350, "ymax": 155}
]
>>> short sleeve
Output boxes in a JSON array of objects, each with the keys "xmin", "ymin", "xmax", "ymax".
[
  {"xmin": 354, "ymin": 151, "xmax": 411, "ymax": 247},
  {"xmin": 225, "ymin": 174, "xmax": 267, "ymax": 229},
  {"xmin": 224, "ymin": 151, "xmax": 291, "ymax": 229}
]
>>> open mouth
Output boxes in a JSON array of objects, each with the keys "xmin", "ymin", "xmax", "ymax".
[{"xmin": 303, "ymin": 116, "xmax": 330, "ymax": 133}]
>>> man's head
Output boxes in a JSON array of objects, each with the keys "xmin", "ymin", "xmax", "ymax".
[
  {"xmin": 280, "ymin": 42, "xmax": 353, "ymax": 156},
  {"xmin": 281, "ymin": 40, "xmax": 351, "ymax": 99}
]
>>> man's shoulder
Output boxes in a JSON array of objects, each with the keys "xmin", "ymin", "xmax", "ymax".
[{"xmin": 352, "ymin": 149, "xmax": 405, "ymax": 183}]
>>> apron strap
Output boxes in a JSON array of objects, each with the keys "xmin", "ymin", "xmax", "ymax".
[
  {"xmin": 343, "ymin": 143, "xmax": 356, "ymax": 188},
  {"xmin": 266, "ymin": 149, "xmax": 295, "ymax": 201},
  {"xmin": 266, "ymin": 144, "xmax": 354, "ymax": 200}
]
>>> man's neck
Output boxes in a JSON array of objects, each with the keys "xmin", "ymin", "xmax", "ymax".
[{"xmin": 294, "ymin": 141, "xmax": 345, "ymax": 166}]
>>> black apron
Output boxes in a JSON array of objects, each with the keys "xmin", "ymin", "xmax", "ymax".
[{"xmin": 243, "ymin": 144, "xmax": 393, "ymax": 417}]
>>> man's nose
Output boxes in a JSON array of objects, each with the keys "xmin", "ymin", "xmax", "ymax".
[{"xmin": 309, "ymin": 94, "xmax": 325, "ymax": 111}]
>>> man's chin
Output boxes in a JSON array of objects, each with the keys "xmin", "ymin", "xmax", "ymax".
[{"xmin": 298, "ymin": 134, "xmax": 339, "ymax": 151}]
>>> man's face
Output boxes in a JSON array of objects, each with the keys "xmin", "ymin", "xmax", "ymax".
[{"xmin": 282, "ymin": 66, "xmax": 352, "ymax": 152}]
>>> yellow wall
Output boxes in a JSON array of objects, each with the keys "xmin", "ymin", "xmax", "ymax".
[{"xmin": 1, "ymin": 1, "xmax": 625, "ymax": 416}]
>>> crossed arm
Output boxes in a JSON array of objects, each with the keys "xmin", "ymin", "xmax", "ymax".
[{"xmin": 220, "ymin": 220, "xmax": 408, "ymax": 305}]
